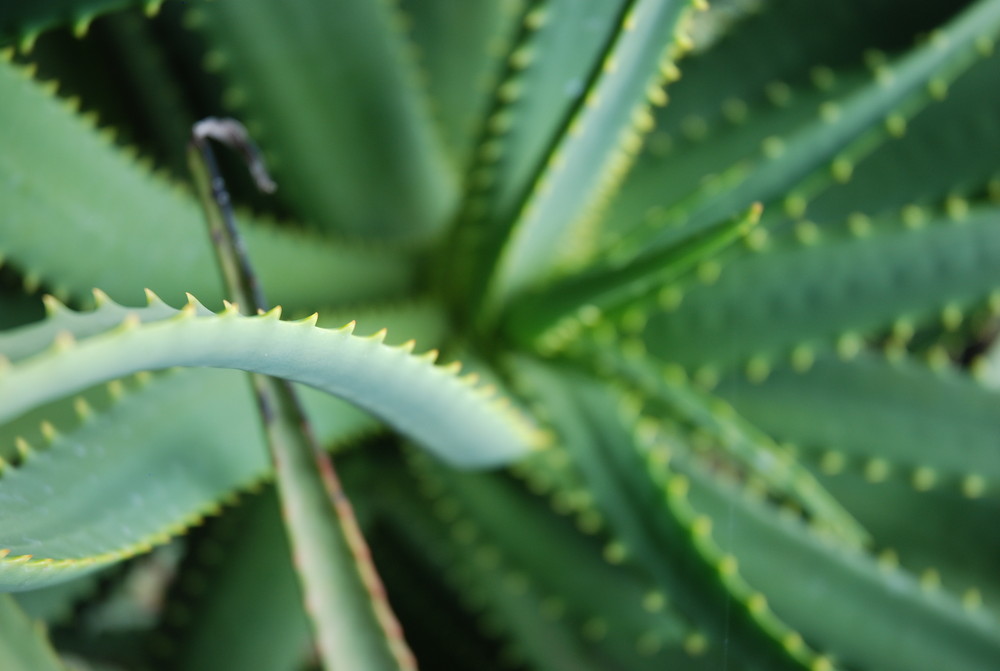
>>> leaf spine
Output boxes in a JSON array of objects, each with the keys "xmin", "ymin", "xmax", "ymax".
[
  {"xmin": 261, "ymin": 305, "xmax": 283, "ymax": 320},
  {"xmin": 42, "ymin": 294, "xmax": 67, "ymax": 316}
]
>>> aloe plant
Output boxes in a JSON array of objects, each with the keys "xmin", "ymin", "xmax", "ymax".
[{"xmin": 2, "ymin": 0, "xmax": 1000, "ymax": 669}]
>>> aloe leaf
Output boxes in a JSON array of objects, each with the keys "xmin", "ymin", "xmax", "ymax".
[
  {"xmin": 682, "ymin": 458, "xmax": 1000, "ymax": 671},
  {"xmin": 239, "ymin": 362, "xmax": 415, "ymax": 670},
  {"xmin": 810, "ymin": 474, "xmax": 1000, "ymax": 619},
  {"xmin": 192, "ymin": 0, "xmax": 456, "ymax": 241},
  {"xmin": 157, "ymin": 487, "xmax": 311, "ymax": 671},
  {"xmin": 642, "ymin": 205, "xmax": 1000, "ymax": 375},
  {"xmin": 399, "ymin": 0, "xmax": 523, "ymax": 168},
  {"xmin": 715, "ymin": 353, "xmax": 1000, "ymax": 496},
  {"xmin": 514, "ymin": 358, "xmax": 813, "ymax": 670},
  {"xmin": 13, "ymin": 571, "xmax": 105, "ymax": 623},
  {"xmin": 0, "ymin": 366, "xmax": 374, "ymax": 592},
  {"xmin": 603, "ymin": 0, "xmax": 968, "ymax": 240},
  {"xmin": 0, "ymin": 0, "xmax": 161, "ymax": 48},
  {"xmin": 613, "ymin": 0, "xmax": 1000, "ymax": 256},
  {"xmin": 506, "ymin": 203, "xmax": 760, "ymax": 348},
  {"xmin": 483, "ymin": 0, "xmax": 691, "ymax": 310},
  {"xmin": 802, "ymin": 46, "xmax": 1000, "ymax": 223},
  {"xmin": 0, "ymin": 594, "xmax": 66, "ymax": 671},
  {"xmin": 0, "ymin": 297, "xmax": 541, "ymax": 469},
  {"xmin": 583, "ymin": 345, "xmax": 868, "ymax": 548},
  {"xmin": 466, "ymin": 0, "xmax": 626, "ymax": 228},
  {"xmin": 0, "ymin": 57, "xmax": 413, "ymax": 308},
  {"xmin": 386, "ymin": 452, "xmax": 722, "ymax": 671}
]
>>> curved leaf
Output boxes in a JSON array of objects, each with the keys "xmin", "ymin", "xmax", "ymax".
[{"xmin": 0, "ymin": 296, "xmax": 541, "ymax": 468}]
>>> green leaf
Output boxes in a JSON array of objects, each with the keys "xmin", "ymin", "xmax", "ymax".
[
  {"xmin": 193, "ymin": 0, "xmax": 456, "ymax": 241},
  {"xmin": 612, "ymin": 0, "xmax": 1000, "ymax": 256},
  {"xmin": 808, "ymin": 474, "xmax": 1000, "ymax": 620},
  {"xmin": 159, "ymin": 487, "xmax": 312, "ymax": 671},
  {"xmin": 0, "ymin": 0, "xmax": 159, "ymax": 47},
  {"xmin": 580, "ymin": 345, "xmax": 868, "ymax": 547},
  {"xmin": 506, "ymin": 203, "xmax": 760, "ymax": 349},
  {"xmin": 0, "ymin": 594, "xmax": 66, "ymax": 671},
  {"xmin": 716, "ymin": 353, "xmax": 1000, "ymax": 496},
  {"xmin": 387, "ymin": 451, "xmax": 721, "ymax": 671},
  {"xmin": 602, "ymin": 0, "xmax": 969, "ymax": 240},
  {"xmin": 399, "ymin": 0, "xmax": 523, "ymax": 168},
  {"xmin": 513, "ymin": 358, "xmax": 813, "ymax": 670},
  {"xmin": 482, "ymin": 0, "xmax": 691, "ymax": 310},
  {"xmin": 0, "ymin": 56, "xmax": 413, "ymax": 308},
  {"xmin": 0, "ymin": 296, "xmax": 542, "ymax": 469},
  {"xmin": 683, "ymin": 457, "xmax": 1000, "ymax": 671},
  {"xmin": 801, "ymin": 46, "xmax": 1000, "ymax": 223},
  {"xmin": 0, "ymin": 366, "xmax": 373, "ymax": 592},
  {"xmin": 643, "ymin": 206, "xmax": 1000, "ymax": 375}
]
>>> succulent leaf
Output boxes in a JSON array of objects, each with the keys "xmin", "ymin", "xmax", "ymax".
[
  {"xmin": 192, "ymin": 0, "xmax": 457, "ymax": 241},
  {"xmin": 0, "ymin": 56, "xmax": 414, "ymax": 308},
  {"xmin": 0, "ymin": 594, "xmax": 66, "ymax": 671}
]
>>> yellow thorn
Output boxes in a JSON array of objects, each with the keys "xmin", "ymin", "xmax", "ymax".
[
  {"xmin": 746, "ymin": 593, "xmax": 768, "ymax": 616},
  {"xmin": 683, "ymin": 632, "xmax": 708, "ymax": 656},
  {"xmin": 885, "ymin": 114, "xmax": 907, "ymax": 138},
  {"xmin": 920, "ymin": 568, "xmax": 940, "ymax": 591},
  {"xmin": 912, "ymin": 467, "xmax": 937, "ymax": 491},
  {"xmin": 40, "ymin": 421, "xmax": 58, "ymax": 443},
  {"xmin": 878, "ymin": 548, "xmax": 898, "ymax": 571},
  {"xmin": 15, "ymin": 437, "xmax": 33, "ymax": 460},
  {"xmin": 144, "ymin": 0, "xmax": 165, "ymax": 17},
  {"xmin": 963, "ymin": 588, "xmax": 983, "ymax": 611},
  {"xmin": 864, "ymin": 458, "xmax": 890, "ymax": 483},
  {"xmin": 143, "ymin": 288, "xmax": 164, "ymax": 305},
  {"xmin": 73, "ymin": 397, "xmax": 93, "ymax": 420},
  {"xmin": 72, "ymin": 16, "xmax": 93, "ymax": 39},
  {"xmin": 718, "ymin": 554, "xmax": 738, "ymax": 577},
  {"xmin": 820, "ymin": 451, "xmax": 845, "ymax": 475},
  {"xmin": 41, "ymin": 294, "xmax": 65, "ymax": 316},
  {"xmin": 107, "ymin": 379, "xmax": 125, "ymax": 400},
  {"xmin": 811, "ymin": 656, "xmax": 835, "ymax": 671},
  {"xmin": 961, "ymin": 474, "xmax": 986, "ymax": 499},
  {"xmin": 745, "ymin": 356, "xmax": 771, "ymax": 383}
]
